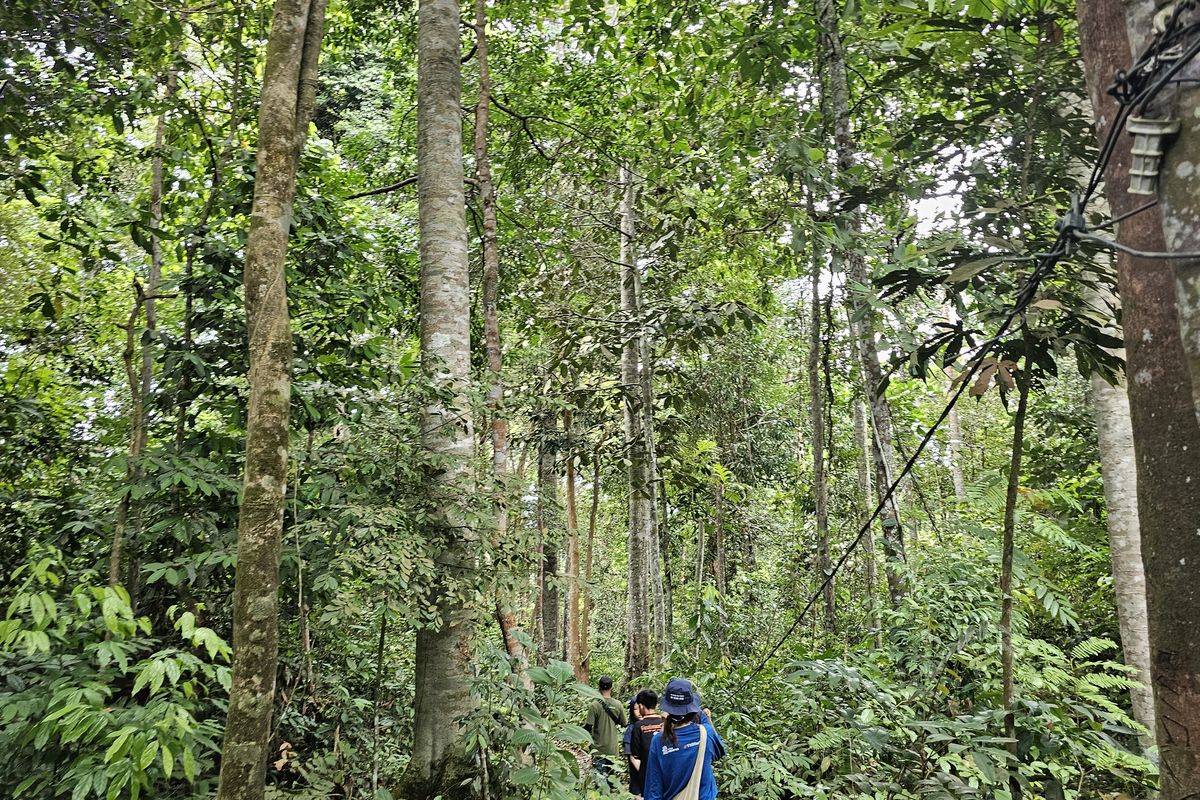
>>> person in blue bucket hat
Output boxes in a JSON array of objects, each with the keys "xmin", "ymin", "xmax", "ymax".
[{"xmin": 643, "ymin": 678, "xmax": 726, "ymax": 800}]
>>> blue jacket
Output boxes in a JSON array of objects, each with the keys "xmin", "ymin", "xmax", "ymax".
[{"xmin": 643, "ymin": 720, "xmax": 725, "ymax": 800}]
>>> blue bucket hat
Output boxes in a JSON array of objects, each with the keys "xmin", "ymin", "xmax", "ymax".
[{"xmin": 660, "ymin": 677, "xmax": 702, "ymax": 716}]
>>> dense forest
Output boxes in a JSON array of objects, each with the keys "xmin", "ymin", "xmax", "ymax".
[{"xmin": 3, "ymin": 0, "xmax": 1200, "ymax": 799}]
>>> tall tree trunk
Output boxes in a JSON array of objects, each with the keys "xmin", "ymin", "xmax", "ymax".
[
  {"xmin": 111, "ymin": 283, "xmax": 147, "ymax": 587},
  {"xmin": 815, "ymin": 0, "xmax": 907, "ymax": 605},
  {"xmin": 564, "ymin": 410, "xmax": 584, "ymax": 679},
  {"xmin": 580, "ymin": 448, "xmax": 600, "ymax": 683},
  {"xmin": 638, "ymin": 333, "xmax": 669, "ymax": 662},
  {"xmin": 1000, "ymin": 350, "xmax": 1030, "ymax": 799},
  {"xmin": 473, "ymin": 0, "xmax": 531, "ymax": 678},
  {"xmin": 1092, "ymin": 370, "xmax": 1157, "ymax": 745},
  {"xmin": 853, "ymin": 397, "xmax": 882, "ymax": 647},
  {"xmin": 946, "ymin": 406, "xmax": 967, "ymax": 501},
  {"xmin": 711, "ymin": 479, "xmax": 727, "ymax": 597},
  {"xmin": 215, "ymin": 1, "xmax": 326, "ymax": 798},
  {"xmin": 808, "ymin": 235, "xmax": 835, "ymax": 632},
  {"xmin": 406, "ymin": 0, "xmax": 478, "ymax": 789},
  {"xmin": 621, "ymin": 165, "xmax": 652, "ymax": 682},
  {"xmin": 536, "ymin": 415, "xmax": 561, "ymax": 662},
  {"xmin": 1078, "ymin": 3, "xmax": 1200, "ymax": 794}
]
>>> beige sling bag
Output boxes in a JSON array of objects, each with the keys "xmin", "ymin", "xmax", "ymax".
[{"xmin": 673, "ymin": 724, "xmax": 708, "ymax": 800}]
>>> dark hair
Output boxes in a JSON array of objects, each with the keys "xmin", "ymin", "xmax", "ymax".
[
  {"xmin": 598, "ymin": 675, "xmax": 613, "ymax": 690},
  {"xmin": 663, "ymin": 711, "xmax": 701, "ymax": 746},
  {"xmin": 636, "ymin": 689, "xmax": 659, "ymax": 709}
]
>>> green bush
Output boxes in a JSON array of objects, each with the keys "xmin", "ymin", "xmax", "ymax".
[{"xmin": 0, "ymin": 546, "xmax": 229, "ymax": 800}]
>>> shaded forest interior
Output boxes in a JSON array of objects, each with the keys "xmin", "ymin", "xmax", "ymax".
[{"xmin": 3, "ymin": 0, "xmax": 1200, "ymax": 799}]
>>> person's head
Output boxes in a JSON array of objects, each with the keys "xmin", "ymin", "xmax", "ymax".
[
  {"xmin": 598, "ymin": 675, "xmax": 613, "ymax": 697},
  {"xmin": 628, "ymin": 695, "xmax": 640, "ymax": 721},
  {"xmin": 635, "ymin": 689, "xmax": 659, "ymax": 719},
  {"xmin": 660, "ymin": 678, "xmax": 703, "ymax": 745}
]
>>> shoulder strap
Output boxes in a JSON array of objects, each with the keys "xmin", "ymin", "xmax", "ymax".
[
  {"xmin": 600, "ymin": 699, "xmax": 624, "ymax": 727},
  {"xmin": 672, "ymin": 724, "xmax": 708, "ymax": 800}
]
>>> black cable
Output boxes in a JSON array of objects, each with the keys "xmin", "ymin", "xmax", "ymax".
[
  {"xmin": 1077, "ymin": 230, "xmax": 1200, "ymax": 259},
  {"xmin": 734, "ymin": 232, "xmax": 1068, "ymax": 694},
  {"xmin": 726, "ymin": 10, "xmax": 1200, "ymax": 695}
]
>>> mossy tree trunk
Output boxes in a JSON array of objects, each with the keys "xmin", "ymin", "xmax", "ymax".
[{"xmin": 215, "ymin": 1, "xmax": 326, "ymax": 798}]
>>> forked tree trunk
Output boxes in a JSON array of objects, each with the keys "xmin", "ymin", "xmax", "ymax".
[
  {"xmin": 1078, "ymin": 3, "xmax": 1200, "ymax": 793},
  {"xmin": 405, "ymin": 0, "xmax": 478, "ymax": 790},
  {"xmin": 814, "ymin": 0, "xmax": 907, "ymax": 605},
  {"xmin": 620, "ymin": 165, "xmax": 652, "ymax": 682},
  {"xmin": 216, "ymin": 1, "xmax": 327, "ymax": 799},
  {"xmin": 473, "ymin": 0, "xmax": 531, "ymax": 680}
]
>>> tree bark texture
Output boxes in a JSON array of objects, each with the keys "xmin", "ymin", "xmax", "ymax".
[
  {"xmin": 1000, "ymin": 357, "xmax": 1029, "ymax": 796},
  {"xmin": 580, "ymin": 449, "xmax": 600, "ymax": 683},
  {"xmin": 808, "ymin": 238, "xmax": 835, "ymax": 631},
  {"xmin": 621, "ymin": 165, "xmax": 652, "ymax": 682},
  {"xmin": 814, "ymin": 0, "xmax": 907, "ymax": 605},
  {"xmin": 1078, "ymin": 2, "xmax": 1200, "ymax": 794},
  {"xmin": 406, "ymin": 0, "xmax": 478, "ymax": 790},
  {"xmin": 472, "ymin": 0, "xmax": 531, "ymax": 677},
  {"xmin": 536, "ymin": 418, "xmax": 561, "ymax": 661},
  {"xmin": 216, "ymin": 1, "xmax": 326, "ymax": 799},
  {"xmin": 564, "ymin": 411, "xmax": 584, "ymax": 679},
  {"xmin": 946, "ymin": 405, "xmax": 967, "ymax": 501},
  {"xmin": 853, "ymin": 397, "xmax": 883, "ymax": 647},
  {"xmin": 1092, "ymin": 370, "xmax": 1157, "ymax": 745}
]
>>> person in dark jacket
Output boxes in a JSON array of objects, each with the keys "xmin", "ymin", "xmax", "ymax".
[{"xmin": 625, "ymin": 689, "xmax": 666, "ymax": 798}]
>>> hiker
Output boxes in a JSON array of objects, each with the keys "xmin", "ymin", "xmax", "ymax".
[
  {"xmin": 643, "ymin": 678, "xmax": 725, "ymax": 800},
  {"xmin": 625, "ymin": 689, "xmax": 666, "ymax": 798},
  {"xmin": 583, "ymin": 675, "xmax": 626, "ymax": 777}
]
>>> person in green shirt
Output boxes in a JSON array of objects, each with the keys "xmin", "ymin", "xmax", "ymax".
[{"xmin": 584, "ymin": 675, "xmax": 627, "ymax": 778}]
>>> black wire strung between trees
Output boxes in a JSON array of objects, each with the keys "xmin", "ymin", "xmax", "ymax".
[{"xmin": 730, "ymin": 5, "xmax": 1200, "ymax": 695}]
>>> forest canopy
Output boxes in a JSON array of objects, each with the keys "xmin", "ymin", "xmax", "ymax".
[{"xmin": 2, "ymin": 0, "xmax": 1199, "ymax": 799}]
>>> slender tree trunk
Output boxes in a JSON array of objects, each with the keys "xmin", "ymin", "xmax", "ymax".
[
  {"xmin": 536, "ymin": 416, "xmax": 561, "ymax": 662},
  {"xmin": 564, "ymin": 411, "xmax": 584, "ymax": 679},
  {"xmin": 639, "ymin": 339, "xmax": 669, "ymax": 662},
  {"xmin": 371, "ymin": 602, "xmax": 388, "ymax": 800},
  {"xmin": 946, "ymin": 406, "xmax": 967, "ymax": 501},
  {"xmin": 406, "ymin": 0, "xmax": 478, "ymax": 789},
  {"xmin": 473, "ymin": 0, "xmax": 531, "ymax": 678},
  {"xmin": 815, "ymin": 0, "xmax": 907, "ymax": 605},
  {"xmin": 808, "ymin": 238, "xmax": 835, "ymax": 631},
  {"xmin": 216, "ymin": 1, "xmax": 326, "ymax": 798},
  {"xmin": 142, "ymin": 69, "xmax": 174, "ymax": 400},
  {"xmin": 853, "ymin": 397, "xmax": 882, "ymax": 647},
  {"xmin": 1000, "ymin": 353, "xmax": 1030, "ymax": 799},
  {"xmin": 111, "ymin": 283, "xmax": 147, "ymax": 587},
  {"xmin": 1079, "ymin": 3, "xmax": 1200, "ymax": 794},
  {"xmin": 580, "ymin": 449, "xmax": 600, "ymax": 683},
  {"xmin": 621, "ymin": 165, "xmax": 652, "ymax": 682},
  {"xmin": 712, "ymin": 479, "xmax": 727, "ymax": 596},
  {"xmin": 1092, "ymin": 370, "xmax": 1157, "ymax": 745}
]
